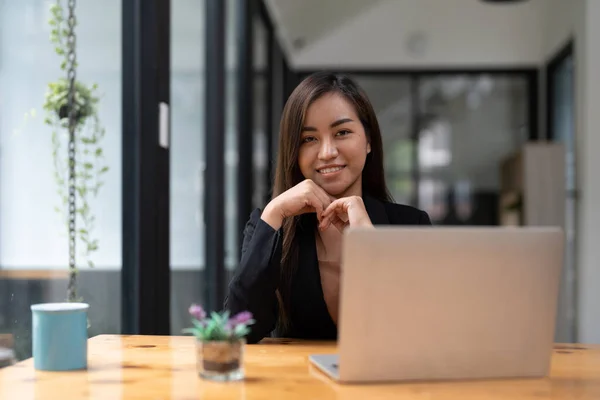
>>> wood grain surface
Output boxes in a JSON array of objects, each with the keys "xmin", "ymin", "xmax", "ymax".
[{"xmin": 0, "ymin": 335, "xmax": 599, "ymax": 399}]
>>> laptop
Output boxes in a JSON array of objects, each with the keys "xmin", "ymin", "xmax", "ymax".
[{"xmin": 309, "ymin": 226, "xmax": 564, "ymax": 383}]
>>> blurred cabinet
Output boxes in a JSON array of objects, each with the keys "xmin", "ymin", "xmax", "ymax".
[{"xmin": 500, "ymin": 142, "xmax": 565, "ymax": 227}]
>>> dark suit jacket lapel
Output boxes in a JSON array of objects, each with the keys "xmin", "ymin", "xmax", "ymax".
[{"xmin": 363, "ymin": 195, "xmax": 390, "ymax": 226}]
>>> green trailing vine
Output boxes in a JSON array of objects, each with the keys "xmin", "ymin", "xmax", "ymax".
[{"xmin": 42, "ymin": 1, "xmax": 108, "ymax": 298}]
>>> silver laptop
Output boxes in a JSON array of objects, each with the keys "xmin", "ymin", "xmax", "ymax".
[{"xmin": 309, "ymin": 226, "xmax": 564, "ymax": 383}]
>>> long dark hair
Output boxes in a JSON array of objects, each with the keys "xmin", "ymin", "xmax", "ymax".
[{"xmin": 272, "ymin": 71, "xmax": 392, "ymax": 333}]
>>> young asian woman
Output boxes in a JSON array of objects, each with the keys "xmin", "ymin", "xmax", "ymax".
[{"xmin": 224, "ymin": 72, "xmax": 432, "ymax": 344}]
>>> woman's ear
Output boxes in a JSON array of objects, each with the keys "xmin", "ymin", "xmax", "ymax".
[{"xmin": 367, "ymin": 142, "xmax": 371, "ymax": 154}]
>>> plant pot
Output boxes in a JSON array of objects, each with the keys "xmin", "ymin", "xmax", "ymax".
[
  {"xmin": 57, "ymin": 104, "xmax": 83, "ymax": 122},
  {"xmin": 196, "ymin": 338, "xmax": 245, "ymax": 381}
]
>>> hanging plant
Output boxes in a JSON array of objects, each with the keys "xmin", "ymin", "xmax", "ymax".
[{"xmin": 43, "ymin": 1, "xmax": 109, "ymax": 302}]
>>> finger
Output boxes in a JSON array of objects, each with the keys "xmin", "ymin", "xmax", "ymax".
[
  {"xmin": 345, "ymin": 199, "xmax": 370, "ymax": 226},
  {"xmin": 338, "ymin": 212, "xmax": 349, "ymax": 223},
  {"xmin": 331, "ymin": 200, "xmax": 351, "ymax": 221},
  {"xmin": 331, "ymin": 216, "xmax": 348, "ymax": 233},
  {"xmin": 318, "ymin": 215, "xmax": 329, "ymax": 231},
  {"xmin": 319, "ymin": 214, "xmax": 336, "ymax": 231},
  {"xmin": 297, "ymin": 193, "xmax": 319, "ymax": 216},
  {"xmin": 323, "ymin": 198, "xmax": 348, "ymax": 218},
  {"xmin": 310, "ymin": 183, "xmax": 333, "ymax": 212},
  {"xmin": 322, "ymin": 198, "xmax": 342, "ymax": 217},
  {"xmin": 319, "ymin": 201, "xmax": 345, "ymax": 230},
  {"xmin": 321, "ymin": 213, "xmax": 347, "ymax": 232},
  {"xmin": 307, "ymin": 191, "xmax": 324, "ymax": 219}
]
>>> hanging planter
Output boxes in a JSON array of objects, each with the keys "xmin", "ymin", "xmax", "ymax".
[
  {"xmin": 46, "ymin": 79, "xmax": 97, "ymax": 123},
  {"xmin": 41, "ymin": 1, "xmax": 109, "ymax": 302}
]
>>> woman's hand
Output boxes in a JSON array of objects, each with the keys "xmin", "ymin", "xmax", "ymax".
[
  {"xmin": 261, "ymin": 179, "xmax": 333, "ymax": 230},
  {"xmin": 318, "ymin": 196, "xmax": 374, "ymax": 232}
]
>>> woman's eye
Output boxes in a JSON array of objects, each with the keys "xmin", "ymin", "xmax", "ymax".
[
  {"xmin": 337, "ymin": 129, "xmax": 351, "ymax": 136},
  {"xmin": 302, "ymin": 136, "xmax": 316, "ymax": 143}
]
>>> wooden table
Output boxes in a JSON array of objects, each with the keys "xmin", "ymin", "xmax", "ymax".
[
  {"xmin": 0, "ymin": 269, "xmax": 68, "ymax": 280},
  {"xmin": 1, "ymin": 335, "xmax": 599, "ymax": 399}
]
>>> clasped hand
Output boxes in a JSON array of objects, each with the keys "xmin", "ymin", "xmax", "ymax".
[
  {"xmin": 318, "ymin": 195, "xmax": 373, "ymax": 232},
  {"xmin": 263, "ymin": 179, "xmax": 373, "ymax": 232}
]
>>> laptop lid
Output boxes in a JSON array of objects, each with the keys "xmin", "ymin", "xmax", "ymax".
[{"xmin": 336, "ymin": 227, "xmax": 563, "ymax": 383}]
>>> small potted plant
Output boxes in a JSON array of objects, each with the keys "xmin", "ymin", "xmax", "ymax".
[{"xmin": 183, "ymin": 304, "xmax": 255, "ymax": 381}]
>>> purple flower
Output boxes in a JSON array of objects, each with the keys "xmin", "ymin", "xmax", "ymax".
[
  {"xmin": 189, "ymin": 304, "xmax": 206, "ymax": 320},
  {"xmin": 230, "ymin": 311, "xmax": 253, "ymax": 326}
]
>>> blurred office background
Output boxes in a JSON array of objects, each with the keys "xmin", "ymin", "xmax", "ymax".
[{"xmin": 0, "ymin": 0, "xmax": 597, "ymax": 363}]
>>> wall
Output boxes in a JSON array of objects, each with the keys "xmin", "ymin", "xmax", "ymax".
[
  {"xmin": 543, "ymin": 0, "xmax": 578, "ymax": 59},
  {"xmin": 542, "ymin": 0, "xmax": 600, "ymax": 344},
  {"xmin": 578, "ymin": 0, "xmax": 600, "ymax": 344},
  {"xmin": 284, "ymin": 0, "xmax": 546, "ymax": 68},
  {"xmin": 573, "ymin": 1, "xmax": 600, "ymax": 344}
]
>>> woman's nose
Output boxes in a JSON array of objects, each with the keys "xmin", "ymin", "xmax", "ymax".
[{"xmin": 318, "ymin": 140, "xmax": 338, "ymax": 160}]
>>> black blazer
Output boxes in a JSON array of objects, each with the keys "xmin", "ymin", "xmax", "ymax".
[{"xmin": 224, "ymin": 195, "xmax": 432, "ymax": 343}]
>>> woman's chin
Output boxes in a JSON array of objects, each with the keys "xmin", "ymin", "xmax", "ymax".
[
  {"xmin": 319, "ymin": 182, "xmax": 349, "ymax": 198},
  {"xmin": 312, "ymin": 174, "xmax": 360, "ymax": 198}
]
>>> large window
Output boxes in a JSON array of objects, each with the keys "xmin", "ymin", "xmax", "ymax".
[
  {"xmin": 0, "ymin": 0, "xmax": 122, "ymax": 360},
  {"xmin": 0, "ymin": 0, "xmax": 288, "ymax": 352}
]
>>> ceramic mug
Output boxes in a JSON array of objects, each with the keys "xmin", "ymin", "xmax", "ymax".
[{"xmin": 31, "ymin": 302, "xmax": 89, "ymax": 371}]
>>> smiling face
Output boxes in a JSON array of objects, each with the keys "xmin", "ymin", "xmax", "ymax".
[{"xmin": 298, "ymin": 92, "xmax": 371, "ymax": 198}]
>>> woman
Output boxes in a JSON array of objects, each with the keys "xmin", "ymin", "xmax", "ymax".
[{"xmin": 225, "ymin": 72, "xmax": 431, "ymax": 343}]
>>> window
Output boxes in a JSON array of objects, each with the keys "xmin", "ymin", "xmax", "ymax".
[
  {"xmin": 418, "ymin": 74, "xmax": 529, "ymax": 225},
  {"xmin": 351, "ymin": 72, "xmax": 534, "ymax": 224},
  {"xmin": 0, "ymin": 0, "xmax": 122, "ymax": 360}
]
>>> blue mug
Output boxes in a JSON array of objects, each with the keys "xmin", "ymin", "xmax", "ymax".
[{"xmin": 31, "ymin": 302, "xmax": 89, "ymax": 371}]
